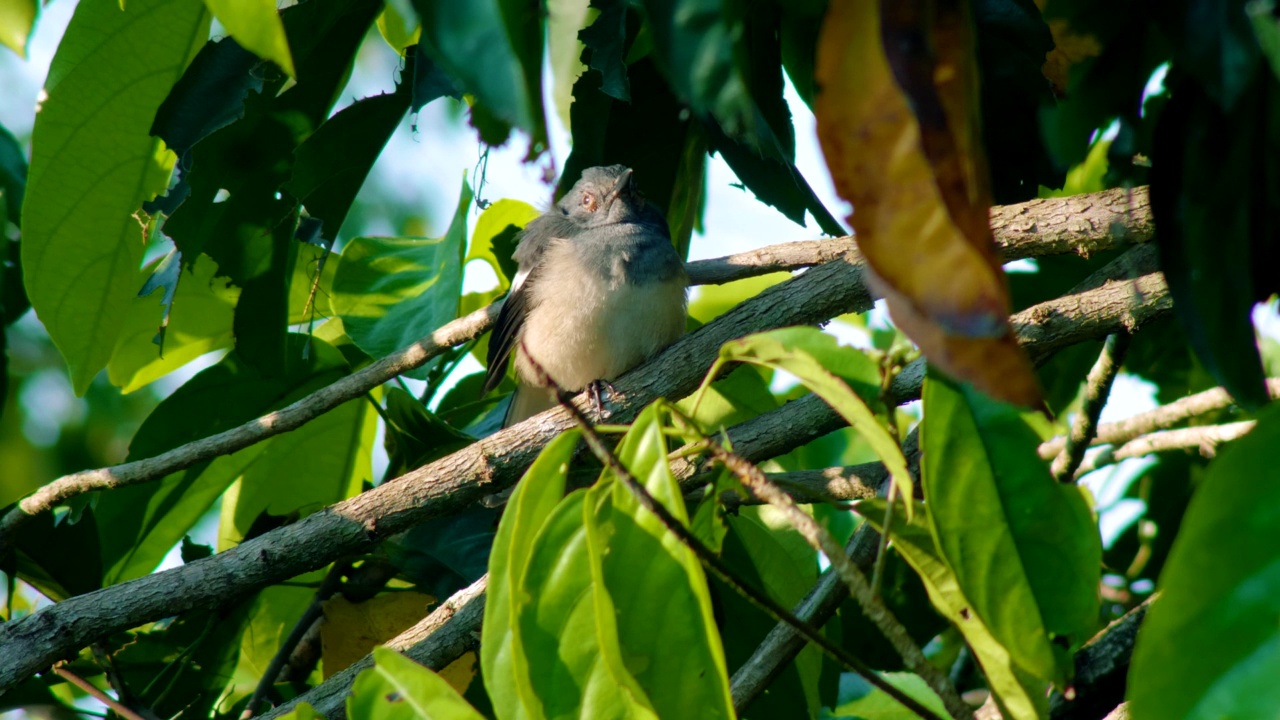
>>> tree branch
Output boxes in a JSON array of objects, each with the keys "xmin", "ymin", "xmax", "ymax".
[
  {"xmin": 1072, "ymin": 421, "xmax": 1257, "ymax": 477},
  {"xmin": 0, "ymin": 190, "xmax": 1161, "ymax": 693},
  {"xmin": 1052, "ymin": 332, "xmax": 1130, "ymax": 481},
  {"xmin": 0, "ymin": 187, "xmax": 1153, "ymax": 542}
]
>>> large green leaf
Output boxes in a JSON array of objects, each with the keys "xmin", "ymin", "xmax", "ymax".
[
  {"xmin": 482, "ymin": 429, "xmax": 580, "ymax": 720},
  {"xmin": 412, "ymin": 0, "xmax": 547, "ymax": 148},
  {"xmin": 203, "ymin": 0, "xmax": 295, "ymax": 77},
  {"xmin": 857, "ymin": 498, "xmax": 1049, "ymax": 720},
  {"xmin": 921, "ymin": 374, "xmax": 1101, "ymax": 687},
  {"xmin": 693, "ymin": 327, "xmax": 913, "ymax": 513},
  {"xmin": 595, "ymin": 403, "xmax": 735, "ymax": 720},
  {"xmin": 519, "ymin": 489, "xmax": 660, "ymax": 720},
  {"xmin": 348, "ymin": 647, "xmax": 485, "ymax": 719},
  {"xmin": 331, "ymin": 179, "xmax": 471, "ymax": 379},
  {"xmin": 21, "ymin": 0, "xmax": 211, "ymax": 393},
  {"xmin": 107, "ymin": 252, "xmax": 239, "ymax": 393},
  {"xmin": 97, "ymin": 336, "xmax": 351, "ymax": 582},
  {"xmin": 1128, "ymin": 405, "xmax": 1280, "ymax": 720}
]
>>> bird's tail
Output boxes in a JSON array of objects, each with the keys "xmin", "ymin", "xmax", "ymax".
[{"xmin": 503, "ymin": 383, "xmax": 557, "ymax": 427}]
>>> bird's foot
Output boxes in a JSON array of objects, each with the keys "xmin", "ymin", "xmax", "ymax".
[{"xmin": 586, "ymin": 379, "xmax": 617, "ymax": 420}]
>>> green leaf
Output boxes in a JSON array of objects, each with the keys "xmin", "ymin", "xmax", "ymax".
[
  {"xmin": 483, "ymin": 429, "xmax": 580, "ymax": 720},
  {"xmin": 693, "ymin": 327, "xmax": 913, "ymax": 515},
  {"xmin": 0, "ymin": 121, "xmax": 25, "ymax": 226},
  {"xmin": 519, "ymin": 489, "xmax": 660, "ymax": 719},
  {"xmin": 96, "ymin": 335, "xmax": 351, "ymax": 582},
  {"xmin": 596, "ymin": 403, "xmax": 735, "ymax": 720},
  {"xmin": 1251, "ymin": 0, "xmax": 1280, "ymax": 81},
  {"xmin": 831, "ymin": 671, "xmax": 949, "ymax": 720},
  {"xmin": 285, "ymin": 85, "xmax": 412, "ymax": 240},
  {"xmin": 1151, "ymin": 75, "xmax": 1275, "ymax": 410},
  {"xmin": 921, "ymin": 374, "xmax": 1101, "ymax": 687},
  {"xmin": 580, "ymin": 0, "xmax": 630, "ymax": 101},
  {"xmin": 675, "ymin": 364, "xmax": 777, "ymax": 430},
  {"xmin": 107, "ymin": 252, "xmax": 239, "ymax": 393},
  {"xmin": 12, "ymin": 509, "xmax": 103, "ymax": 600},
  {"xmin": 217, "ymin": 379, "xmax": 373, "ymax": 549},
  {"xmin": 465, "ymin": 198, "xmax": 539, "ymax": 293},
  {"xmin": 20, "ymin": 0, "xmax": 211, "ymax": 393},
  {"xmin": 1128, "ymin": 404, "xmax": 1280, "ymax": 720},
  {"xmin": 382, "ymin": 386, "xmax": 475, "ymax": 479},
  {"xmin": 348, "ymin": 647, "xmax": 485, "ymax": 719},
  {"xmin": 1162, "ymin": 0, "xmax": 1260, "ymax": 111},
  {"xmin": 0, "ymin": 0, "xmax": 37, "ymax": 57},
  {"xmin": 203, "ymin": 0, "xmax": 295, "ymax": 77},
  {"xmin": 377, "ymin": 0, "xmax": 421, "ymax": 56},
  {"xmin": 332, "ymin": 178, "xmax": 471, "ymax": 379},
  {"xmin": 719, "ymin": 509, "xmax": 825, "ymax": 719},
  {"xmin": 857, "ymin": 498, "xmax": 1049, "ymax": 720},
  {"xmin": 546, "ymin": 0, "xmax": 592, "ymax": 129},
  {"xmin": 412, "ymin": 0, "xmax": 548, "ymax": 148}
]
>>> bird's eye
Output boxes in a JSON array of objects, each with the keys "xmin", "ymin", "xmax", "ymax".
[{"xmin": 581, "ymin": 192, "xmax": 597, "ymax": 212}]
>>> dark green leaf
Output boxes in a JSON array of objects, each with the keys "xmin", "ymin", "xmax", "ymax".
[
  {"xmin": 11, "ymin": 508, "xmax": 102, "ymax": 600},
  {"xmin": 232, "ymin": 206, "xmax": 298, "ymax": 376},
  {"xmin": 20, "ymin": 0, "xmax": 211, "ymax": 393},
  {"xmin": 1159, "ymin": 0, "xmax": 1261, "ymax": 110},
  {"xmin": 1151, "ymin": 76, "xmax": 1274, "ymax": 409},
  {"xmin": 0, "ymin": 122, "xmax": 25, "ymax": 228},
  {"xmin": 204, "ymin": 0, "xmax": 296, "ymax": 77},
  {"xmin": 412, "ymin": 0, "xmax": 548, "ymax": 148},
  {"xmin": 921, "ymin": 374, "xmax": 1101, "ymax": 687},
  {"xmin": 98, "ymin": 335, "xmax": 350, "ymax": 582},
  {"xmin": 1128, "ymin": 405, "xmax": 1280, "ymax": 719},
  {"xmin": 332, "ymin": 180, "xmax": 471, "ymax": 378},
  {"xmin": 410, "ymin": 43, "xmax": 462, "ymax": 113},
  {"xmin": 382, "ymin": 387, "xmax": 475, "ymax": 478},
  {"xmin": 149, "ymin": 36, "xmax": 263, "ymax": 160},
  {"xmin": 580, "ymin": 0, "xmax": 631, "ymax": 101}
]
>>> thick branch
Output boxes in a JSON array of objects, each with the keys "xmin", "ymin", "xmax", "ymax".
[
  {"xmin": 0, "ymin": 191, "xmax": 1160, "ymax": 692},
  {"xmin": 1, "ymin": 187, "xmax": 1153, "ymax": 540}
]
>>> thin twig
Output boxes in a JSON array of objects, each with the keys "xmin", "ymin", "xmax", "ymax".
[
  {"xmin": 1052, "ymin": 332, "xmax": 1130, "ymax": 481},
  {"xmin": 1072, "ymin": 421, "xmax": 1256, "ymax": 477},
  {"xmin": 704, "ymin": 444, "xmax": 971, "ymax": 720},
  {"xmin": 1039, "ymin": 378, "xmax": 1280, "ymax": 460},
  {"xmin": 524, "ymin": 352, "xmax": 950, "ymax": 720},
  {"xmin": 241, "ymin": 559, "xmax": 353, "ymax": 718},
  {"xmin": 51, "ymin": 665, "xmax": 149, "ymax": 720}
]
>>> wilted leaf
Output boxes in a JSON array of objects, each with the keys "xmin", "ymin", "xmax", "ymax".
[
  {"xmin": 815, "ymin": 0, "xmax": 1042, "ymax": 407},
  {"xmin": 1128, "ymin": 405, "xmax": 1280, "ymax": 720},
  {"xmin": 21, "ymin": 0, "xmax": 210, "ymax": 393}
]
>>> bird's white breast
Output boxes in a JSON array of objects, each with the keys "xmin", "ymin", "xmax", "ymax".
[{"xmin": 515, "ymin": 241, "xmax": 687, "ymax": 391}]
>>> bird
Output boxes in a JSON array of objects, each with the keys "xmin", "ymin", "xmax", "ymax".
[{"xmin": 482, "ymin": 165, "xmax": 688, "ymax": 427}]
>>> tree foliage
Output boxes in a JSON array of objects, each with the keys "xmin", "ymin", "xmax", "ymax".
[{"xmin": 0, "ymin": 0, "xmax": 1278, "ymax": 719}]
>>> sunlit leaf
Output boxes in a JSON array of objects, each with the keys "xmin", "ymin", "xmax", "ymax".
[
  {"xmin": 465, "ymin": 198, "xmax": 539, "ymax": 293},
  {"xmin": 814, "ymin": 0, "xmax": 1041, "ymax": 407},
  {"xmin": 922, "ymin": 374, "xmax": 1101, "ymax": 687},
  {"xmin": 377, "ymin": 0, "xmax": 421, "ymax": 56},
  {"xmin": 857, "ymin": 498, "xmax": 1050, "ymax": 720},
  {"xmin": 348, "ymin": 647, "xmax": 485, "ymax": 719},
  {"xmin": 21, "ymin": 0, "xmax": 210, "ymax": 393},
  {"xmin": 108, "ymin": 252, "xmax": 239, "ymax": 393},
  {"xmin": 1129, "ymin": 405, "xmax": 1280, "ymax": 720},
  {"xmin": 203, "ymin": 0, "xmax": 295, "ymax": 77},
  {"xmin": 332, "ymin": 179, "xmax": 471, "ymax": 379},
  {"xmin": 483, "ymin": 429, "xmax": 579, "ymax": 720},
  {"xmin": 693, "ymin": 327, "xmax": 913, "ymax": 515},
  {"xmin": 0, "ymin": 0, "xmax": 37, "ymax": 57}
]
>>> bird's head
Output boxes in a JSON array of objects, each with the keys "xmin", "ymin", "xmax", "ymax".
[{"xmin": 557, "ymin": 165, "xmax": 658, "ymax": 228}]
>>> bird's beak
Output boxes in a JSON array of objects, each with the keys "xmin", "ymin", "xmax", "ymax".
[{"xmin": 604, "ymin": 168, "xmax": 634, "ymax": 208}]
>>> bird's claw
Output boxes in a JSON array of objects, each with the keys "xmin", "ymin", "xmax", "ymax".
[{"xmin": 587, "ymin": 379, "xmax": 617, "ymax": 420}]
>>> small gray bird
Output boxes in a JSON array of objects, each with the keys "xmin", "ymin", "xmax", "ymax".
[{"xmin": 483, "ymin": 165, "xmax": 688, "ymax": 426}]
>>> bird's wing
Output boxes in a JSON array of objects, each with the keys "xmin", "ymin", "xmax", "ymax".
[{"xmin": 482, "ymin": 214, "xmax": 570, "ymax": 396}]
